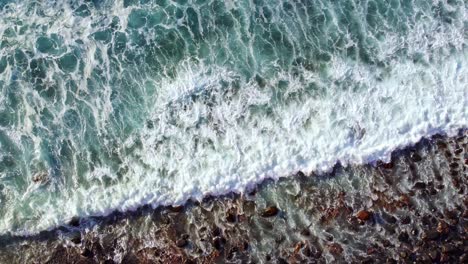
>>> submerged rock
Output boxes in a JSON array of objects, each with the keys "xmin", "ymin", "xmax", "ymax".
[
  {"xmin": 356, "ymin": 210, "xmax": 371, "ymax": 221},
  {"xmin": 260, "ymin": 206, "xmax": 279, "ymax": 217}
]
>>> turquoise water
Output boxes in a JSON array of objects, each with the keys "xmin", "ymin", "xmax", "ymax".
[{"xmin": 0, "ymin": 0, "xmax": 466, "ymax": 235}]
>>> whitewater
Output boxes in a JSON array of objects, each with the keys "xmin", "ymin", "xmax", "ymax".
[{"xmin": 0, "ymin": 0, "xmax": 466, "ymax": 235}]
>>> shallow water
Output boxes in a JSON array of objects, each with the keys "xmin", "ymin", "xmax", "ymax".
[
  {"xmin": 0, "ymin": 0, "xmax": 466, "ymax": 235},
  {"xmin": 0, "ymin": 132, "xmax": 466, "ymax": 263}
]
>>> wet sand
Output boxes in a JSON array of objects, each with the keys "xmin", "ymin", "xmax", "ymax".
[{"xmin": 0, "ymin": 130, "xmax": 466, "ymax": 263}]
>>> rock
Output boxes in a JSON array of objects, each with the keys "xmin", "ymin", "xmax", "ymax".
[
  {"xmin": 400, "ymin": 216, "xmax": 411, "ymax": 225},
  {"xmin": 255, "ymin": 74, "xmax": 266, "ymax": 88},
  {"xmin": 413, "ymin": 182, "xmax": 426, "ymax": 190},
  {"xmin": 296, "ymin": 171, "xmax": 306, "ymax": 177},
  {"xmin": 422, "ymin": 230, "xmax": 439, "ymax": 241},
  {"xmin": 32, "ymin": 171, "xmax": 48, "ymax": 183},
  {"xmin": 399, "ymin": 195, "xmax": 411, "ymax": 206},
  {"xmin": 169, "ymin": 205, "xmax": 184, "ymax": 213},
  {"xmin": 70, "ymin": 232, "xmax": 82, "ymax": 244},
  {"xmin": 444, "ymin": 209, "xmax": 458, "ymax": 220},
  {"xmin": 300, "ymin": 228, "xmax": 311, "ymax": 237},
  {"xmin": 437, "ymin": 141, "xmax": 448, "ymax": 149},
  {"xmin": 442, "ymin": 245, "xmax": 461, "ymax": 254},
  {"xmin": 327, "ymin": 243, "xmax": 343, "ymax": 255},
  {"xmin": 68, "ymin": 217, "xmax": 80, "ymax": 227},
  {"xmin": 440, "ymin": 253, "xmax": 450, "ymax": 263},
  {"xmin": 356, "ymin": 210, "xmax": 371, "ymax": 221},
  {"xmin": 410, "ymin": 152, "xmax": 422, "ymax": 162},
  {"xmin": 213, "ymin": 236, "xmax": 225, "ymax": 250},
  {"xmin": 176, "ymin": 238, "xmax": 188, "ymax": 248},
  {"xmin": 381, "ymin": 162, "xmax": 394, "ymax": 169},
  {"xmin": 428, "ymin": 250, "xmax": 439, "ymax": 261},
  {"xmin": 293, "ymin": 242, "xmax": 304, "ymax": 254},
  {"xmin": 381, "ymin": 212, "xmax": 397, "ymax": 224},
  {"xmin": 226, "ymin": 209, "xmax": 237, "ymax": 223},
  {"xmin": 81, "ymin": 248, "xmax": 93, "ymax": 258},
  {"xmin": 398, "ymin": 232, "xmax": 409, "ymax": 243},
  {"xmin": 261, "ymin": 206, "xmax": 279, "ymax": 217},
  {"xmin": 429, "ymin": 188, "xmax": 437, "ymax": 195},
  {"xmin": 437, "ymin": 221, "xmax": 449, "ymax": 234},
  {"xmin": 459, "ymin": 253, "xmax": 468, "ymax": 263}
]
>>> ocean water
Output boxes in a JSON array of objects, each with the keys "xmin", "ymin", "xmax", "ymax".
[{"xmin": 0, "ymin": 0, "xmax": 466, "ymax": 235}]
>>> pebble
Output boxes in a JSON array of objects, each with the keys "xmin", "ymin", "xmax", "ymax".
[
  {"xmin": 381, "ymin": 212, "xmax": 397, "ymax": 224},
  {"xmin": 410, "ymin": 152, "xmax": 422, "ymax": 162},
  {"xmin": 213, "ymin": 236, "xmax": 225, "ymax": 250},
  {"xmin": 81, "ymin": 248, "xmax": 94, "ymax": 258},
  {"xmin": 437, "ymin": 221, "xmax": 449, "ymax": 234},
  {"xmin": 261, "ymin": 206, "xmax": 279, "ymax": 217},
  {"xmin": 226, "ymin": 209, "xmax": 237, "ymax": 223},
  {"xmin": 176, "ymin": 238, "xmax": 188, "ymax": 248},
  {"xmin": 70, "ymin": 233, "xmax": 82, "ymax": 244},
  {"xmin": 68, "ymin": 217, "xmax": 80, "ymax": 227},
  {"xmin": 356, "ymin": 210, "xmax": 371, "ymax": 221},
  {"xmin": 327, "ymin": 243, "xmax": 343, "ymax": 255},
  {"xmin": 422, "ymin": 230, "xmax": 439, "ymax": 241},
  {"xmin": 413, "ymin": 182, "xmax": 426, "ymax": 189},
  {"xmin": 300, "ymin": 228, "xmax": 311, "ymax": 237},
  {"xmin": 397, "ymin": 232, "xmax": 409, "ymax": 243}
]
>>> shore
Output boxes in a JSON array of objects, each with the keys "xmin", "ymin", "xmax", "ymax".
[{"xmin": 0, "ymin": 130, "xmax": 466, "ymax": 263}]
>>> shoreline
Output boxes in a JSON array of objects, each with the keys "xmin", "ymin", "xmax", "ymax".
[{"xmin": 0, "ymin": 130, "xmax": 466, "ymax": 263}]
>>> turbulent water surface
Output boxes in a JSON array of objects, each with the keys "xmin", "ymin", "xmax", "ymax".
[{"xmin": 0, "ymin": 0, "xmax": 466, "ymax": 235}]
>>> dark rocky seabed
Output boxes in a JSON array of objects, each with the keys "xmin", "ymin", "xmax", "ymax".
[{"xmin": 0, "ymin": 130, "xmax": 466, "ymax": 264}]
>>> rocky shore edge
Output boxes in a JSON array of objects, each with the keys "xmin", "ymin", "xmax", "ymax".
[{"xmin": 0, "ymin": 130, "xmax": 466, "ymax": 263}]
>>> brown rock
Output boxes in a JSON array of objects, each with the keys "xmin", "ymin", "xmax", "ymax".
[
  {"xmin": 422, "ymin": 230, "xmax": 439, "ymax": 241},
  {"xmin": 328, "ymin": 243, "xmax": 343, "ymax": 255},
  {"xmin": 437, "ymin": 221, "xmax": 449, "ymax": 234},
  {"xmin": 356, "ymin": 210, "xmax": 371, "ymax": 221},
  {"xmin": 428, "ymin": 250, "xmax": 439, "ymax": 261},
  {"xmin": 442, "ymin": 244, "xmax": 461, "ymax": 254},
  {"xmin": 32, "ymin": 171, "xmax": 48, "ymax": 183},
  {"xmin": 261, "ymin": 206, "xmax": 279, "ymax": 217},
  {"xmin": 169, "ymin": 205, "xmax": 184, "ymax": 213},
  {"xmin": 176, "ymin": 238, "xmax": 188, "ymax": 248},
  {"xmin": 440, "ymin": 253, "xmax": 450, "ymax": 263},
  {"xmin": 399, "ymin": 195, "xmax": 411, "ymax": 206},
  {"xmin": 293, "ymin": 242, "xmax": 304, "ymax": 254}
]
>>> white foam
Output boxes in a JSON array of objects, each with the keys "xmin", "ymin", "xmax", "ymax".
[{"xmin": 2, "ymin": 48, "xmax": 466, "ymax": 235}]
